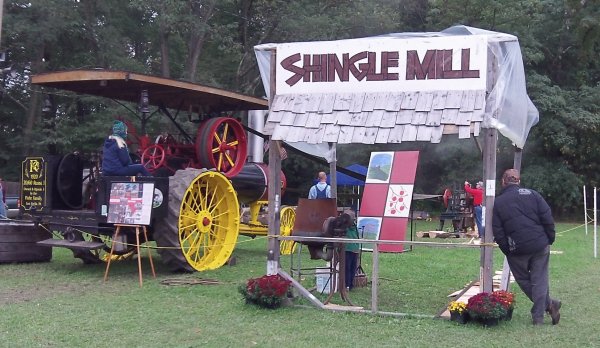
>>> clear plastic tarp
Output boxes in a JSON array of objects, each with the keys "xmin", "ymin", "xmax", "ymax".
[{"xmin": 255, "ymin": 25, "xmax": 538, "ymax": 152}]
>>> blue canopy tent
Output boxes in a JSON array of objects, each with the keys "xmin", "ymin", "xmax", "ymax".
[{"xmin": 313, "ymin": 164, "xmax": 367, "ymax": 186}]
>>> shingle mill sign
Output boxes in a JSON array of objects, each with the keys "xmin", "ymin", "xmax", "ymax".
[{"xmin": 276, "ymin": 35, "xmax": 488, "ymax": 94}]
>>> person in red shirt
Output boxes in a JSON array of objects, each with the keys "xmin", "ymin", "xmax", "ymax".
[{"xmin": 465, "ymin": 180, "xmax": 484, "ymax": 238}]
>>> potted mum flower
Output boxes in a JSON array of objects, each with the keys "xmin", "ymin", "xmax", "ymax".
[
  {"xmin": 491, "ymin": 290, "xmax": 515, "ymax": 320},
  {"xmin": 239, "ymin": 274, "xmax": 292, "ymax": 309},
  {"xmin": 466, "ymin": 292, "xmax": 507, "ymax": 326},
  {"xmin": 447, "ymin": 301, "xmax": 469, "ymax": 324}
]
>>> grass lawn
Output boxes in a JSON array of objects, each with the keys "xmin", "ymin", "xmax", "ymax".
[{"xmin": 1, "ymin": 221, "xmax": 599, "ymax": 347}]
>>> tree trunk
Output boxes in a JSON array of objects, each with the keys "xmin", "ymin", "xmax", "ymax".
[{"xmin": 184, "ymin": 0, "xmax": 216, "ymax": 82}]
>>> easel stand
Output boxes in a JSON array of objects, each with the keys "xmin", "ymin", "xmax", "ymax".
[{"xmin": 103, "ymin": 224, "xmax": 156, "ymax": 287}]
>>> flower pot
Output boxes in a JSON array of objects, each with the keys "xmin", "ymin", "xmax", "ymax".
[
  {"xmin": 478, "ymin": 317, "xmax": 500, "ymax": 327},
  {"xmin": 503, "ymin": 308, "xmax": 513, "ymax": 321},
  {"xmin": 450, "ymin": 311, "xmax": 469, "ymax": 324}
]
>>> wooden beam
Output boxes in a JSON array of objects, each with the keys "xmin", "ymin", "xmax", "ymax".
[{"xmin": 480, "ymin": 127, "xmax": 497, "ymax": 293}]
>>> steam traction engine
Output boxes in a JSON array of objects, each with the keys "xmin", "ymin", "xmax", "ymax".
[{"xmin": 24, "ymin": 70, "xmax": 295, "ymax": 272}]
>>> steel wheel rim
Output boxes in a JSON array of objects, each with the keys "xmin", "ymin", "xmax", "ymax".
[
  {"xmin": 196, "ymin": 118, "xmax": 247, "ymax": 178},
  {"xmin": 279, "ymin": 206, "xmax": 297, "ymax": 255},
  {"xmin": 178, "ymin": 171, "xmax": 239, "ymax": 271}
]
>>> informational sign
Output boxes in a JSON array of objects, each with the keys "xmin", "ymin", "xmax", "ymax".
[
  {"xmin": 107, "ymin": 182, "xmax": 155, "ymax": 226},
  {"xmin": 21, "ymin": 157, "xmax": 47, "ymax": 211},
  {"xmin": 359, "ymin": 151, "xmax": 420, "ymax": 252},
  {"xmin": 276, "ymin": 36, "xmax": 487, "ymax": 94}
]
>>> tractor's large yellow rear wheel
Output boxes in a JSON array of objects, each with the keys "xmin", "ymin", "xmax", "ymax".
[
  {"xmin": 279, "ymin": 206, "xmax": 297, "ymax": 255},
  {"xmin": 154, "ymin": 168, "xmax": 239, "ymax": 272}
]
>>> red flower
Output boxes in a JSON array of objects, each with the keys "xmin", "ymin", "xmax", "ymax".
[
  {"xmin": 239, "ymin": 274, "xmax": 292, "ymax": 308},
  {"xmin": 466, "ymin": 292, "xmax": 507, "ymax": 319}
]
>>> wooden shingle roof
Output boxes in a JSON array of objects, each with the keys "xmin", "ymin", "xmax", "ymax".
[{"xmin": 264, "ymin": 90, "xmax": 485, "ymax": 144}]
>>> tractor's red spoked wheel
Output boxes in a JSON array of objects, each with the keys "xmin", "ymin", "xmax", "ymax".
[
  {"xmin": 195, "ymin": 117, "xmax": 247, "ymax": 178},
  {"xmin": 141, "ymin": 144, "xmax": 166, "ymax": 172}
]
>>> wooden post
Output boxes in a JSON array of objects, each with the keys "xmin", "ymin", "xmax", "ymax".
[
  {"xmin": 371, "ymin": 243, "xmax": 379, "ymax": 314},
  {"xmin": 266, "ymin": 48, "xmax": 281, "ymax": 275},
  {"xmin": 480, "ymin": 127, "xmax": 497, "ymax": 293},
  {"xmin": 329, "ymin": 142, "xmax": 337, "ymax": 199},
  {"xmin": 500, "ymin": 146, "xmax": 522, "ymax": 290}
]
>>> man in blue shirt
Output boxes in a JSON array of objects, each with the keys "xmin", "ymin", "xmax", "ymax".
[{"xmin": 308, "ymin": 171, "xmax": 331, "ymax": 199}]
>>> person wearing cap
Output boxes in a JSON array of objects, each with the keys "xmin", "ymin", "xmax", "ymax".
[
  {"xmin": 464, "ymin": 180, "xmax": 484, "ymax": 238},
  {"xmin": 102, "ymin": 120, "xmax": 151, "ymax": 177},
  {"xmin": 492, "ymin": 168, "xmax": 561, "ymax": 326}
]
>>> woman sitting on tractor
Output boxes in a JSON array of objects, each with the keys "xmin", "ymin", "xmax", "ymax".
[{"xmin": 102, "ymin": 120, "xmax": 151, "ymax": 177}]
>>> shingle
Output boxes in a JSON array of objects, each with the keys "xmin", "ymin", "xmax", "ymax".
[
  {"xmin": 396, "ymin": 109, "xmax": 413, "ymax": 124},
  {"xmin": 458, "ymin": 125, "xmax": 471, "ymax": 139},
  {"xmin": 267, "ymin": 110, "xmax": 284, "ymax": 122},
  {"xmin": 425, "ymin": 109, "xmax": 442, "ymax": 126},
  {"xmin": 349, "ymin": 93, "xmax": 366, "ymax": 113},
  {"xmin": 271, "ymin": 125, "xmax": 291, "ymax": 140},
  {"xmin": 333, "ymin": 93, "xmax": 353, "ymax": 111},
  {"xmin": 400, "ymin": 91, "xmax": 418, "ymax": 109},
  {"xmin": 441, "ymin": 108, "xmax": 459, "ymax": 124},
  {"xmin": 445, "ymin": 90, "xmax": 464, "ymax": 108},
  {"xmin": 362, "ymin": 93, "xmax": 377, "ymax": 111},
  {"xmin": 305, "ymin": 112, "xmax": 323, "ymax": 128},
  {"xmin": 366, "ymin": 109, "xmax": 384, "ymax": 127},
  {"xmin": 415, "ymin": 92, "xmax": 434, "ymax": 112},
  {"xmin": 349, "ymin": 112, "xmax": 368, "ymax": 127},
  {"xmin": 375, "ymin": 128, "xmax": 391, "ymax": 143},
  {"xmin": 431, "ymin": 126, "xmax": 444, "ymax": 143},
  {"xmin": 305, "ymin": 94, "xmax": 323, "ymax": 112},
  {"xmin": 271, "ymin": 94, "xmax": 290, "ymax": 112},
  {"xmin": 385, "ymin": 93, "xmax": 403, "ymax": 111},
  {"xmin": 432, "ymin": 91, "xmax": 448, "ymax": 109},
  {"xmin": 401, "ymin": 124, "xmax": 418, "ymax": 141},
  {"xmin": 291, "ymin": 94, "xmax": 308, "ymax": 114},
  {"xmin": 338, "ymin": 126, "xmax": 355, "ymax": 143},
  {"xmin": 322, "ymin": 124, "xmax": 341, "ymax": 142},
  {"xmin": 362, "ymin": 127, "xmax": 378, "ymax": 144},
  {"xmin": 381, "ymin": 111, "xmax": 398, "ymax": 128},
  {"xmin": 280, "ymin": 111, "xmax": 296, "ymax": 125},
  {"xmin": 456, "ymin": 111, "xmax": 473, "ymax": 126},
  {"xmin": 373, "ymin": 92, "xmax": 390, "ymax": 109},
  {"xmin": 293, "ymin": 112, "xmax": 309, "ymax": 127},
  {"xmin": 336, "ymin": 110, "xmax": 352, "ymax": 126},
  {"xmin": 413, "ymin": 111, "xmax": 428, "ymax": 125},
  {"xmin": 416, "ymin": 125, "xmax": 433, "ymax": 141},
  {"xmin": 318, "ymin": 93, "xmax": 336, "ymax": 113},
  {"xmin": 387, "ymin": 125, "xmax": 404, "ymax": 143},
  {"xmin": 460, "ymin": 90, "xmax": 476, "ymax": 112}
]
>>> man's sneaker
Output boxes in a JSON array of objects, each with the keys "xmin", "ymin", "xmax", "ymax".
[{"xmin": 548, "ymin": 299, "xmax": 561, "ymax": 325}]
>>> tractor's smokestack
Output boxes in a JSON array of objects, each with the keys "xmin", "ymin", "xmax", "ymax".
[{"xmin": 247, "ymin": 110, "xmax": 266, "ymax": 163}]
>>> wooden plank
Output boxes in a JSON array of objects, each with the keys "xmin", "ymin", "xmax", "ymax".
[
  {"xmin": 362, "ymin": 127, "xmax": 378, "ymax": 144},
  {"xmin": 458, "ymin": 125, "xmax": 472, "ymax": 139},
  {"xmin": 456, "ymin": 111, "xmax": 473, "ymax": 126},
  {"xmin": 322, "ymin": 124, "xmax": 341, "ymax": 142},
  {"xmin": 318, "ymin": 93, "xmax": 336, "ymax": 113},
  {"xmin": 387, "ymin": 125, "xmax": 404, "ymax": 143},
  {"xmin": 263, "ymin": 121, "xmax": 276, "ymax": 135},
  {"xmin": 349, "ymin": 112, "xmax": 368, "ymax": 126},
  {"xmin": 305, "ymin": 112, "xmax": 323, "ymax": 128},
  {"xmin": 474, "ymin": 90, "xmax": 486, "ymax": 110},
  {"xmin": 413, "ymin": 111, "xmax": 428, "ymax": 125},
  {"xmin": 366, "ymin": 109, "xmax": 384, "ymax": 127},
  {"xmin": 336, "ymin": 109, "xmax": 352, "ymax": 126},
  {"xmin": 396, "ymin": 109, "xmax": 413, "ymax": 124},
  {"xmin": 271, "ymin": 94, "xmax": 288, "ymax": 112},
  {"xmin": 337, "ymin": 126, "xmax": 355, "ymax": 143},
  {"xmin": 441, "ymin": 108, "xmax": 459, "ymax": 124},
  {"xmin": 280, "ymin": 111, "xmax": 296, "ymax": 126},
  {"xmin": 401, "ymin": 124, "xmax": 418, "ymax": 141},
  {"xmin": 291, "ymin": 94, "xmax": 308, "ymax": 114},
  {"xmin": 400, "ymin": 91, "xmax": 418, "ymax": 109},
  {"xmin": 349, "ymin": 93, "xmax": 366, "ymax": 113},
  {"xmin": 425, "ymin": 109, "xmax": 442, "ymax": 126},
  {"xmin": 271, "ymin": 125, "xmax": 291, "ymax": 140},
  {"xmin": 293, "ymin": 112, "xmax": 309, "ymax": 127},
  {"xmin": 415, "ymin": 92, "xmax": 434, "ymax": 112},
  {"xmin": 472, "ymin": 109, "xmax": 485, "ymax": 122},
  {"xmin": 444, "ymin": 90, "xmax": 464, "ymax": 108},
  {"xmin": 385, "ymin": 93, "xmax": 403, "ymax": 111},
  {"xmin": 266, "ymin": 110, "xmax": 284, "ymax": 122},
  {"xmin": 362, "ymin": 93, "xmax": 377, "ymax": 111},
  {"xmin": 305, "ymin": 94, "xmax": 323, "ymax": 112},
  {"xmin": 321, "ymin": 111, "xmax": 337, "ymax": 124},
  {"xmin": 460, "ymin": 90, "xmax": 476, "ymax": 112},
  {"xmin": 375, "ymin": 128, "xmax": 391, "ymax": 143},
  {"xmin": 474, "ymin": 122, "xmax": 481, "ymax": 137},
  {"xmin": 431, "ymin": 125, "xmax": 444, "ymax": 143},
  {"xmin": 416, "ymin": 125, "xmax": 433, "ymax": 141},
  {"xmin": 351, "ymin": 127, "xmax": 367, "ymax": 143},
  {"xmin": 380, "ymin": 111, "xmax": 398, "ymax": 127},
  {"xmin": 306, "ymin": 126, "xmax": 326, "ymax": 144},
  {"xmin": 373, "ymin": 92, "xmax": 390, "ymax": 109},
  {"xmin": 432, "ymin": 91, "xmax": 448, "ymax": 109},
  {"xmin": 285, "ymin": 126, "xmax": 304, "ymax": 142},
  {"xmin": 333, "ymin": 93, "xmax": 353, "ymax": 111}
]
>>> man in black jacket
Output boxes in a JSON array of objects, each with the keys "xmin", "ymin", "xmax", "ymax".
[{"xmin": 492, "ymin": 169, "xmax": 561, "ymax": 325}]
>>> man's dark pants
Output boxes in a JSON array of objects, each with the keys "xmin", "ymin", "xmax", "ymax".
[{"xmin": 506, "ymin": 245, "xmax": 552, "ymax": 321}]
